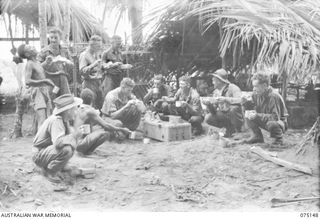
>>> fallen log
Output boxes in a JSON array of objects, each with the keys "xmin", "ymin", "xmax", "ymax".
[
  {"xmin": 271, "ymin": 197, "xmax": 320, "ymax": 204},
  {"xmin": 250, "ymin": 146, "xmax": 313, "ymax": 175}
]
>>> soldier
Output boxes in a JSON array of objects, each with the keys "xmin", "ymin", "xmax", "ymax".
[
  {"xmin": 75, "ymin": 89, "xmax": 131, "ymax": 156},
  {"xmin": 166, "ymin": 75, "xmax": 203, "ymax": 135},
  {"xmin": 203, "ymin": 69, "xmax": 244, "ymax": 137},
  {"xmin": 79, "ymin": 35, "xmax": 103, "ymax": 109},
  {"xmin": 32, "ymin": 94, "xmax": 82, "ymax": 183},
  {"xmin": 143, "ymin": 74, "xmax": 173, "ymax": 114},
  {"xmin": 242, "ymin": 73, "xmax": 289, "ymax": 147}
]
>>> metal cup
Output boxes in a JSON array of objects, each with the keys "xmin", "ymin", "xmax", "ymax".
[
  {"xmin": 52, "ymin": 86, "xmax": 60, "ymax": 94},
  {"xmin": 143, "ymin": 138, "xmax": 150, "ymax": 144},
  {"xmin": 153, "ymin": 87, "xmax": 159, "ymax": 94},
  {"xmin": 81, "ymin": 124, "xmax": 91, "ymax": 135}
]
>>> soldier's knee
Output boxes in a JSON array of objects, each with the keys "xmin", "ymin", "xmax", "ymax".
[
  {"xmin": 61, "ymin": 145, "xmax": 74, "ymax": 158},
  {"xmin": 161, "ymin": 102, "xmax": 169, "ymax": 108},
  {"xmin": 266, "ymin": 121, "xmax": 280, "ymax": 130}
]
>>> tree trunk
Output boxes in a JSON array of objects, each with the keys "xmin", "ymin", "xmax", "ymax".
[
  {"xmin": 25, "ymin": 23, "xmax": 30, "ymax": 44},
  {"xmin": 281, "ymin": 71, "xmax": 287, "ymax": 102},
  {"xmin": 218, "ymin": 20, "xmax": 226, "ymax": 69},
  {"xmin": 63, "ymin": 0, "xmax": 71, "ymax": 43},
  {"xmin": 11, "ymin": 95, "xmax": 25, "ymax": 138},
  {"xmin": 128, "ymin": 0, "xmax": 143, "ymax": 44},
  {"xmin": 38, "ymin": 0, "xmax": 48, "ymax": 48},
  {"xmin": 101, "ymin": 0, "xmax": 108, "ymax": 28}
]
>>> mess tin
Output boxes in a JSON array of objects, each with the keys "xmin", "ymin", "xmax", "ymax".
[
  {"xmin": 81, "ymin": 124, "xmax": 91, "ymax": 135},
  {"xmin": 175, "ymin": 101, "xmax": 182, "ymax": 107},
  {"xmin": 245, "ymin": 110, "xmax": 256, "ymax": 118}
]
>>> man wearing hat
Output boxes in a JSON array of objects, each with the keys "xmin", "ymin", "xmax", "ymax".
[
  {"xmin": 166, "ymin": 75, "xmax": 203, "ymax": 135},
  {"xmin": 32, "ymin": 94, "xmax": 82, "ymax": 183},
  {"xmin": 203, "ymin": 68, "xmax": 243, "ymax": 137},
  {"xmin": 143, "ymin": 74, "xmax": 173, "ymax": 114}
]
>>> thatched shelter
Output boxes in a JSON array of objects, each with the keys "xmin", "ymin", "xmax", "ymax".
[
  {"xmin": 144, "ymin": 0, "xmax": 320, "ymax": 93},
  {"xmin": 0, "ymin": 0, "xmax": 109, "ymax": 43}
]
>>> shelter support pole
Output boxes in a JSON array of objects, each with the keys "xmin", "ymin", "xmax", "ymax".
[
  {"xmin": 25, "ymin": 24, "xmax": 30, "ymax": 44},
  {"xmin": 218, "ymin": 20, "xmax": 226, "ymax": 69},
  {"xmin": 38, "ymin": 0, "xmax": 48, "ymax": 48},
  {"xmin": 63, "ymin": 0, "xmax": 71, "ymax": 43},
  {"xmin": 281, "ymin": 71, "xmax": 287, "ymax": 102}
]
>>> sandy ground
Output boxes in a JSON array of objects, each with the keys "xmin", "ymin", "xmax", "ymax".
[{"xmin": 0, "ymin": 112, "xmax": 319, "ymax": 212}]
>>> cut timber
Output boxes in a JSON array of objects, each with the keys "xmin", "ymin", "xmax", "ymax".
[
  {"xmin": 250, "ymin": 146, "xmax": 313, "ymax": 175},
  {"xmin": 271, "ymin": 197, "xmax": 320, "ymax": 204}
]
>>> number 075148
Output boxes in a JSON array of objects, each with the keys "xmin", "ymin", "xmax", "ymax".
[{"xmin": 300, "ymin": 213, "xmax": 319, "ymax": 218}]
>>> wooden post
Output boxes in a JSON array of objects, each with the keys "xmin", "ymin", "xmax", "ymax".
[
  {"xmin": 63, "ymin": 0, "xmax": 71, "ymax": 44},
  {"xmin": 251, "ymin": 38, "xmax": 257, "ymax": 74},
  {"xmin": 232, "ymin": 39, "xmax": 238, "ymax": 69},
  {"xmin": 281, "ymin": 71, "xmax": 287, "ymax": 101},
  {"xmin": 38, "ymin": 0, "xmax": 48, "ymax": 48},
  {"xmin": 218, "ymin": 19, "xmax": 226, "ymax": 69},
  {"xmin": 25, "ymin": 24, "xmax": 30, "ymax": 44},
  {"xmin": 128, "ymin": 0, "xmax": 143, "ymax": 45}
]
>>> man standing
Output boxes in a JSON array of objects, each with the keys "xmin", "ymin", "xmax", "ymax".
[
  {"xmin": 101, "ymin": 78, "xmax": 143, "ymax": 134},
  {"xmin": 167, "ymin": 75, "xmax": 203, "ymax": 135},
  {"xmin": 38, "ymin": 27, "xmax": 72, "ymax": 96},
  {"xmin": 18, "ymin": 44, "xmax": 55, "ymax": 131},
  {"xmin": 143, "ymin": 74, "xmax": 172, "ymax": 114},
  {"xmin": 32, "ymin": 94, "xmax": 82, "ymax": 183},
  {"xmin": 242, "ymin": 73, "xmax": 288, "ymax": 146},
  {"xmin": 38, "ymin": 27, "xmax": 71, "ymax": 62},
  {"xmin": 75, "ymin": 89, "xmax": 131, "ymax": 155},
  {"xmin": 79, "ymin": 35, "xmax": 103, "ymax": 109},
  {"xmin": 203, "ymin": 69, "xmax": 244, "ymax": 137},
  {"xmin": 101, "ymin": 35, "xmax": 127, "ymax": 97}
]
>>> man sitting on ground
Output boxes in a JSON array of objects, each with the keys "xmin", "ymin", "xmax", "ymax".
[
  {"xmin": 32, "ymin": 94, "xmax": 82, "ymax": 183},
  {"xmin": 101, "ymin": 78, "xmax": 144, "ymax": 136},
  {"xmin": 166, "ymin": 75, "xmax": 203, "ymax": 135},
  {"xmin": 203, "ymin": 69, "xmax": 244, "ymax": 137},
  {"xmin": 75, "ymin": 88, "xmax": 131, "ymax": 155},
  {"xmin": 242, "ymin": 72, "xmax": 288, "ymax": 147},
  {"xmin": 143, "ymin": 74, "xmax": 172, "ymax": 114}
]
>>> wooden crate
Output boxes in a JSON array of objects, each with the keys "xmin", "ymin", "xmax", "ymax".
[{"xmin": 143, "ymin": 120, "xmax": 191, "ymax": 142}]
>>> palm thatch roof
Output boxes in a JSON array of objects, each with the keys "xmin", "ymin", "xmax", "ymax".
[
  {"xmin": 0, "ymin": 0, "xmax": 109, "ymax": 42},
  {"xmin": 144, "ymin": 0, "xmax": 320, "ymax": 83}
]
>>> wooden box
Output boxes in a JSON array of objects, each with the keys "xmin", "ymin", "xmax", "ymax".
[{"xmin": 143, "ymin": 120, "xmax": 192, "ymax": 142}]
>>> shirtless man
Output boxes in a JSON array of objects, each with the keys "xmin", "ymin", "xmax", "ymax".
[
  {"xmin": 18, "ymin": 44, "xmax": 56, "ymax": 130},
  {"xmin": 75, "ymin": 88, "xmax": 131, "ymax": 155}
]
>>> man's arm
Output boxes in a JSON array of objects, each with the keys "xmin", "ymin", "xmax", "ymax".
[
  {"xmin": 37, "ymin": 48, "xmax": 47, "ymax": 63},
  {"xmin": 51, "ymin": 119, "xmax": 77, "ymax": 150},
  {"xmin": 109, "ymin": 103, "xmax": 131, "ymax": 119},
  {"xmin": 143, "ymin": 90, "xmax": 153, "ymax": 104},
  {"xmin": 256, "ymin": 96, "xmax": 281, "ymax": 121},
  {"xmin": 25, "ymin": 62, "xmax": 54, "ymax": 87},
  {"xmin": 79, "ymin": 53, "xmax": 101, "ymax": 78},
  {"xmin": 185, "ymin": 95, "xmax": 202, "ymax": 116},
  {"xmin": 165, "ymin": 89, "xmax": 180, "ymax": 103},
  {"xmin": 87, "ymin": 109, "xmax": 131, "ymax": 134}
]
